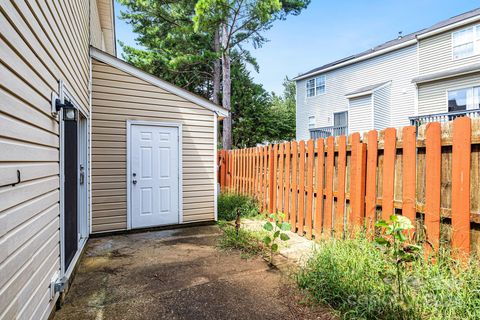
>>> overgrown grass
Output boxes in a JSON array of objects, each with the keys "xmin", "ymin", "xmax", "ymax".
[
  {"xmin": 296, "ymin": 236, "xmax": 480, "ymax": 320},
  {"xmin": 217, "ymin": 220, "xmax": 265, "ymax": 258},
  {"xmin": 218, "ymin": 192, "xmax": 260, "ymax": 221}
]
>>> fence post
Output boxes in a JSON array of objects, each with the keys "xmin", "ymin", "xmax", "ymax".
[
  {"xmin": 297, "ymin": 141, "xmax": 306, "ymax": 235},
  {"xmin": 305, "ymin": 139, "xmax": 315, "ymax": 239}
]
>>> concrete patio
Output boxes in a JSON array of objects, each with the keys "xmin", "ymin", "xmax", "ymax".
[{"xmin": 54, "ymin": 225, "xmax": 334, "ymax": 320}]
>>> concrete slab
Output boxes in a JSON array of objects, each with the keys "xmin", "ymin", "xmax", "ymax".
[{"xmin": 54, "ymin": 225, "xmax": 334, "ymax": 320}]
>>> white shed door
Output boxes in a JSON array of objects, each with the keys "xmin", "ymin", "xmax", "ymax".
[{"xmin": 130, "ymin": 124, "xmax": 179, "ymax": 228}]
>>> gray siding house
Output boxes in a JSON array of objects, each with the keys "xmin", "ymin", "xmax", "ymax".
[{"xmin": 294, "ymin": 8, "xmax": 480, "ymax": 141}]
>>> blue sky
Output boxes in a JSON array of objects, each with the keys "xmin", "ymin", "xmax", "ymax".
[{"xmin": 114, "ymin": 1, "xmax": 479, "ymax": 94}]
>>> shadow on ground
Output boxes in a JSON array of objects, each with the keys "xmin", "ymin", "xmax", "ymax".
[{"xmin": 54, "ymin": 225, "xmax": 335, "ymax": 320}]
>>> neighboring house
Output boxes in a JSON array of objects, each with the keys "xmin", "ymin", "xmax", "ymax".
[
  {"xmin": 0, "ymin": 1, "xmax": 227, "ymax": 319},
  {"xmin": 294, "ymin": 8, "xmax": 480, "ymax": 141}
]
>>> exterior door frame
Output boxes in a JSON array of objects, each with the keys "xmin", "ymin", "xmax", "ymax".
[
  {"xmin": 126, "ymin": 120, "xmax": 183, "ymax": 229},
  {"xmin": 59, "ymin": 88, "xmax": 90, "ymax": 280}
]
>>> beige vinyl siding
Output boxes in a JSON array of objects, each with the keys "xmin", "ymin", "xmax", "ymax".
[
  {"xmin": 348, "ymin": 95, "xmax": 372, "ymax": 134},
  {"xmin": 296, "ymin": 45, "xmax": 417, "ymax": 140},
  {"xmin": 90, "ymin": 0, "xmax": 104, "ymax": 50},
  {"xmin": 419, "ymin": 22, "xmax": 480, "ymax": 75},
  {"xmin": 0, "ymin": 0, "xmax": 92, "ymax": 319},
  {"xmin": 97, "ymin": 0, "xmax": 115, "ymax": 55},
  {"xmin": 91, "ymin": 60, "xmax": 215, "ymax": 233},
  {"xmin": 417, "ymin": 72, "xmax": 480, "ymax": 115}
]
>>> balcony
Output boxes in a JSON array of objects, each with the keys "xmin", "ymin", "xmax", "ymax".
[
  {"xmin": 409, "ymin": 109, "xmax": 480, "ymax": 127},
  {"xmin": 309, "ymin": 125, "xmax": 348, "ymax": 139}
]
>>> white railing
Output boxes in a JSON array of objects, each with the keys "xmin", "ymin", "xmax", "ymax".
[
  {"xmin": 309, "ymin": 125, "xmax": 348, "ymax": 139},
  {"xmin": 410, "ymin": 109, "xmax": 480, "ymax": 127}
]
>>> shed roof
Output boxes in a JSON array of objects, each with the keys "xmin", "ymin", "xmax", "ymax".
[{"xmin": 90, "ymin": 47, "xmax": 229, "ymax": 118}]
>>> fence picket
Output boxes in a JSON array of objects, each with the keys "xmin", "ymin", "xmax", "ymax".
[
  {"xmin": 314, "ymin": 139, "xmax": 325, "ymax": 237},
  {"xmin": 290, "ymin": 141, "xmax": 298, "ymax": 232},
  {"xmin": 298, "ymin": 141, "xmax": 306, "ymax": 235},
  {"xmin": 452, "ymin": 117, "xmax": 471, "ymax": 256},
  {"xmin": 278, "ymin": 144, "xmax": 285, "ymax": 213},
  {"xmin": 335, "ymin": 135, "xmax": 347, "ymax": 237},
  {"xmin": 382, "ymin": 128, "xmax": 396, "ymax": 220},
  {"xmin": 402, "ymin": 126, "xmax": 417, "ymax": 230},
  {"xmin": 349, "ymin": 133, "xmax": 360, "ymax": 229},
  {"xmin": 365, "ymin": 130, "xmax": 378, "ymax": 232},
  {"xmin": 306, "ymin": 139, "xmax": 315, "ymax": 239},
  {"xmin": 284, "ymin": 143, "xmax": 291, "ymax": 222},
  {"xmin": 324, "ymin": 137, "xmax": 335, "ymax": 236},
  {"xmin": 425, "ymin": 122, "xmax": 441, "ymax": 252}
]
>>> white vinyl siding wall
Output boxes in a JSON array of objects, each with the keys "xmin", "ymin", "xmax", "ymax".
[
  {"xmin": 91, "ymin": 60, "xmax": 216, "ymax": 233},
  {"xmin": 417, "ymin": 73, "xmax": 480, "ymax": 115},
  {"xmin": 348, "ymin": 95, "xmax": 373, "ymax": 134},
  {"xmin": 419, "ymin": 22, "xmax": 480, "ymax": 75},
  {"xmin": 373, "ymin": 85, "xmax": 391, "ymax": 129},
  {"xmin": 296, "ymin": 45, "xmax": 417, "ymax": 141}
]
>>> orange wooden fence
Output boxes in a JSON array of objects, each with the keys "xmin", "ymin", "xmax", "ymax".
[{"xmin": 218, "ymin": 118, "xmax": 480, "ymax": 255}]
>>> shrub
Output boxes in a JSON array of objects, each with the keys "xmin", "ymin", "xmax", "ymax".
[
  {"xmin": 296, "ymin": 235, "xmax": 480, "ymax": 319},
  {"xmin": 218, "ymin": 192, "xmax": 259, "ymax": 221}
]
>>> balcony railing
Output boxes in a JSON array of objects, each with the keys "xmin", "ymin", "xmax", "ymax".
[
  {"xmin": 310, "ymin": 125, "xmax": 348, "ymax": 139},
  {"xmin": 410, "ymin": 109, "xmax": 480, "ymax": 127}
]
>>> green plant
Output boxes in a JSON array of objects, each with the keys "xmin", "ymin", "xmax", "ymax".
[
  {"xmin": 262, "ymin": 212, "xmax": 291, "ymax": 265},
  {"xmin": 218, "ymin": 192, "xmax": 259, "ymax": 221},
  {"xmin": 217, "ymin": 220, "xmax": 264, "ymax": 258},
  {"xmin": 297, "ymin": 230, "xmax": 480, "ymax": 319},
  {"xmin": 375, "ymin": 215, "xmax": 421, "ymax": 301}
]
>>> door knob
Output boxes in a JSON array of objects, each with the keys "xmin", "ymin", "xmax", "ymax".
[{"xmin": 132, "ymin": 179, "xmax": 137, "ymax": 185}]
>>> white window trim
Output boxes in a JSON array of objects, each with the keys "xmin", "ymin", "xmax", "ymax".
[
  {"xmin": 451, "ymin": 24, "xmax": 480, "ymax": 61},
  {"xmin": 308, "ymin": 115, "xmax": 316, "ymax": 128},
  {"xmin": 306, "ymin": 75, "xmax": 326, "ymax": 97},
  {"xmin": 445, "ymin": 85, "xmax": 480, "ymax": 112}
]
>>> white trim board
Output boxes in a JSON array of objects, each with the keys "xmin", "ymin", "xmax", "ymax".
[
  {"xmin": 90, "ymin": 47, "xmax": 229, "ymax": 118},
  {"xmin": 126, "ymin": 120, "xmax": 183, "ymax": 229}
]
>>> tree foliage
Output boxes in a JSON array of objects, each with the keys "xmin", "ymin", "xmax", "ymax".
[{"xmin": 118, "ymin": 0, "xmax": 302, "ymax": 148}]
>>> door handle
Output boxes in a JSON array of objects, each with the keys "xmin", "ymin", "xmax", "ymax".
[
  {"xmin": 79, "ymin": 165, "xmax": 85, "ymax": 185},
  {"xmin": 132, "ymin": 179, "xmax": 137, "ymax": 185},
  {"xmin": 132, "ymin": 172, "xmax": 137, "ymax": 185}
]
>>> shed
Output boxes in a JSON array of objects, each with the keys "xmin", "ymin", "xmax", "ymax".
[{"xmin": 90, "ymin": 48, "xmax": 228, "ymax": 234}]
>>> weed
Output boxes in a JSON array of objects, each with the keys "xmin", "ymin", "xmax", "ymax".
[{"xmin": 218, "ymin": 192, "xmax": 259, "ymax": 221}]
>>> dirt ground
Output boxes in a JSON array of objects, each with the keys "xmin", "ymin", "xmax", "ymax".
[{"xmin": 54, "ymin": 225, "xmax": 335, "ymax": 320}]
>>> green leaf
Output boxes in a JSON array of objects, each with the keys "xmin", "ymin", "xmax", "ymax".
[
  {"xmin": 375, "ymin": 237, "xmax": 389, "ymax": 246},
  {"xmin": 280, "ymin": 222, "xmax": 291, "ymax": 231},
  {"xmin": 280, "ymin": 233, "xmax": 290, "ymax": 241},
  {"xmin": 263, "ymin": 236, "xmax": 271, "ymax": 245},
  {"xmin": 263, "ymin": 222, "xmax": 273, "ymax": 231},
  {"xmin": 375, "ymin": 220, "xmax": 389, "ymax": 228},
  {"xmin": 268, "ymin": 213, "xmax": 276, "ymax": 220},
  {"xmin": 271, "ymin": 243, "xmax": 278, "ymax": 252},
  {"xmin": 277, "ymin": 212, "xmax": 286, "ymax": 220},
  {"xmin": 274, "ymin": 230, "xmax": 280, "ymax": 238}
]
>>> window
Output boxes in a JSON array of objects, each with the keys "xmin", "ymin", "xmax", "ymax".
[
  {"xmin": 308, "ymin": 116, "xmax": 316, "ymax": 128},
  {"xmin": 447, "ymin": 86, "xmax": 480, "ymax": 112},
  {"xmin": 452, "ymin": 25, "xmax": 480, "ymax": 60},
  {"xmin": 306, "ymin": 75, "xmax": 326, "ymax": 97},
  {"xmin": 334, "ymin": 111, "xmax": 348, "ymax": 127}
]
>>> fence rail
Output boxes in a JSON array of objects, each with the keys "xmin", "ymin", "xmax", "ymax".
[{"xmin": 218, "ymin": 117, "xmax": 480, "ymax": 256}]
